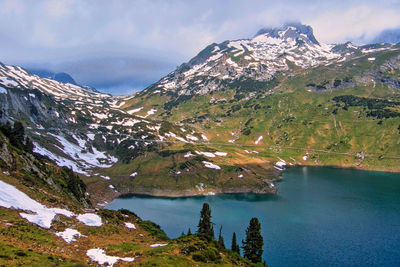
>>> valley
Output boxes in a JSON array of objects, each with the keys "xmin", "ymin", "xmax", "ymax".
[
  {"xmin": 1, "ymin": 24, "xmax": 400, "ymax": 203},
  {"xmin": 0, "ymin": 21, "xmax": 399, "ymax": 266}
]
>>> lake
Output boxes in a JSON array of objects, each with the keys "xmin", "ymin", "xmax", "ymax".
[{"xmin": 106, "ymin": 167, "xmax": 400, "ymax": 266}]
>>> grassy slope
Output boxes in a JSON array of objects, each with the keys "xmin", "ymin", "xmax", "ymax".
[
  {"xmin": 0, "ymin": 134, "xmax": 257, "ymax": 266},
  {"xmin": 121, "ymin": 49, "xmax": 400, "ymax": 173},
  {"xmin": 84, "ymin": 49, "xmax": 400, "ymax": 201}
]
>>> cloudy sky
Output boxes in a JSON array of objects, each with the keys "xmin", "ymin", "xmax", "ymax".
[{"xmin": 1, "ymin": 0, "xmax": 400, "ymax": 95}]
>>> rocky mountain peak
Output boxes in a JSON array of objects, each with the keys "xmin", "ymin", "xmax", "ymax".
[
  {"xmin": 145, "ymin": 23, "xmax": 340, "ymax": 97},
  {"xmin": 255, "ymin": 22, "xmax": 319, "ymax": 45}
]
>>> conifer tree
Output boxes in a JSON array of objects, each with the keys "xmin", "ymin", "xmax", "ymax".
[
  {"xmin": 187, "ymin": 228, "xmax": 192, "ymax": 235},
  {"xmin": 197, "ymin": 203, "xmax": 214, "ymax": 239},
  {"xmin": 12, "ymin": 121, "xmax": 25, "ymax": 146},
  {"xmin": 242, "ymin": 217, "xmax": 264, "ymax": 263},
  {"xmin": 24, "ymin": 137, "xmax": 34, "ymax": 153},
  {"xmin": 231, "ymin": 232, "xmax": 240, "ymax": 254},
  {"xmin": 0, "ymin": 121, "xmax": 12, "ymax": 136},
  {"xmin": 218, "ymin": 226, "xmax": 225, "ymax": 249}
]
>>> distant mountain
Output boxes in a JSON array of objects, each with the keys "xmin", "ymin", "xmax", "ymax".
[
  {"xmin": 372, "ymin": 28, "xmax": 400, "ymax": 44},
  {"xmin": 142, "ymin": 23, "xmax": 343, "ymax": 98},
  {"xmin": 27, "ymin": 68, "xmax": 102, "ymax": 93},
  {"xmin": 27, "ymin": 69, "xmax": 78, "ymax": 85}
]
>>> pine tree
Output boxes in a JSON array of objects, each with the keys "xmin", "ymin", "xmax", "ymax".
[
  {"xmin": 187, "ymin": 228, "xmax": 192, "ymax": 235},
  {"xmin": 180, "ymin": 231, "xmax": 185, "ymax": 237},
  {"xmin": 197, "ymin": 203, "xmax": 214, "ymax": 239},
  {"xmin": 24, "ymin": 137, "xmax": 34, "ymax": 153},
  {"xmin": 231, "ymin": 232, "xmax": 240, "ymax": 254},
  {"xmin": 12, "ymin": 121, "xmax": 25, "ymax": 146},
  {"xmin": 0, "ymin": 121, "xmax": 12, "ymax": 136},
  {"xmin": 242, "ymin": 217, "xmax": 264, "ymax": 263},
  {"xmin": 218, "ymin": 226, "xmax": 225, "ymax": 249}
]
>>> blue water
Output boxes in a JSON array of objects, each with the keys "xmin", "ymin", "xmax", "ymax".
[{"xmin": 106, "ymin": 167, "xmax": 400, "ymax": 266}]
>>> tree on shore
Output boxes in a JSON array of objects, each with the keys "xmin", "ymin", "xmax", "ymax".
[
  {"xmin": 218, "ymin": 226, "xmax": 225, "ymax": 249},
  {"xmin": 197, "ymin": 203, "xmax": 214, "ymax": 239},
  {"xmin": 187, "ymin": 228, "xmax": 192, "ymax": 235},
  {"xmin": 231, "ymin": 232, "xmax": 240, "ymax": 254},
  {"xmin": 242, "ymin": 217, "xmax": 264, "ymax": 263}
]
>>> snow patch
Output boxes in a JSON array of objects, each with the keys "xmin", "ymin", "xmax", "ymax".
[
  {"xmin": 150, "ymin": 244, "xmax": 168, "ymax": 248},
  {"xmin": 127, "ymin": 107, "xmax": 143, "ymax": 114},
  {"xmin": 276, "ymin": 159, "xmax": 286, "ymax": 166},
  {"xmin": 0, "ymin": 180, "xmax": 74, "ymax": 228},
  {"xmin": 186, "ymin": 134, "xmax": 198, "ymax": 141},
  {"xmin": 77, "ymin": 213, "xmax": 102, "ymax": 227},
  {"xmin": 86, "ymin": 248, "xmax": 134, "ymax": 266},
  {"xmin": 195, "ymin": 151, "xmax": 215, "ymax": 158},
  {"xmin": 202, "ymin": 161, "xmax": 221, "ymax": 170},
  {"xmin": 56, "ymin": 228, "xmax": 85, "ymax": 243},
  {"xmin": 184, "ymin": 152, "xmax": 195, "ymax": 158},
  {"xmin": 125, "ymin": 222, "xmax": 136, "ymax": 229},
  {"xmin": 255, "ymin": 136, "xmax": 263, "ymax": 145}
]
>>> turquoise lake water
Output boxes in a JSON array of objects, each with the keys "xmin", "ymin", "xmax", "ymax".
[{"xmin": 106, "ymin": 167, "xmax": 400, "ymax": 266}]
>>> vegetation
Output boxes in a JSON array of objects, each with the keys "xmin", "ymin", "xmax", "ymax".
[
  {"xmin": 232, "ymin": 232, "xmax": 240, "ymax": 254},
  {"xmin": 242, "ymin": 218, "xmax": 264, "ymax": 264},
  {"xmin": 218, "ymin": 226, "xmax": 226, "ymax": 249},
  {"xmin": 197, "ymin": 203, "xmax": 214, "ymax": 240},
  {"xmin": 0, "ymin": 121, "xmax": 33, "ymax": 153},
  {"xmin": 333, "ymin": 95, "xmax": 400, "ymax": 118}
]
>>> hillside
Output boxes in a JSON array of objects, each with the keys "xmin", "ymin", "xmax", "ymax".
[
  {"xmin": 122, "ymin": 23, "xmax": 400, "ymax": 176},
  {"xmin": 0, "ymin": 23, "xmax": 399, "ymax": 203},
  {"xmin": 0, "ymin": 124, "xmax": 256, "ymax": 266},
  {"xmin": 0, "ymin": 62, "xmax": 277, "ymax": 202}
]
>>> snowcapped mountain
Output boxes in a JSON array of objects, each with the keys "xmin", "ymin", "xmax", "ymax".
[
  {"xmin": 145, "ymin": 23, "xmax": 344, "ymax": 96},
  {"xmin": 142, "ymin": 23, "xmax": 400, "ymax": 98},
  {"xmin": 27, "ymin": 69, "xmax": 78, "ymax": 85},
  {"xmin": 0, "ymin": 63, "xmax": 111, "ymax": 101},
  {"xmin": 0, "ymin": 63, "xmax": 205, "ymax": 175},
  {"xmin": 0, "ymin": 23, "xmax": 399, "ymax": 180}
]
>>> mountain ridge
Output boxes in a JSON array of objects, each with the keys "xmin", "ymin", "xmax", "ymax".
[{"xmin": 0, "ymin": 23, "xmax": 399, "ymax": 203}]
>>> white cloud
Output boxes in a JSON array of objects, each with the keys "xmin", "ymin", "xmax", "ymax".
[{"xmin": 308, "ymin": 5, "xmax": 400, "ymax": 44}]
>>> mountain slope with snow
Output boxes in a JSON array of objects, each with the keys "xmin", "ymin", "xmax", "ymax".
[
  {"xmin": 0, "ymin": 23, "xmax": 399, "ymax": 200},
  {"xmin": 143, "ymin": 23, "xmax": 343, "ymax": 97}
]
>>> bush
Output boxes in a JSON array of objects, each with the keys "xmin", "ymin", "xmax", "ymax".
[
  {"xmin": 192, "ymin": 247, "xmax": 221, "ymax": 263},
  {"xmin": 140, "ymin": 220, "xmax": 169, "ymax": 241}
]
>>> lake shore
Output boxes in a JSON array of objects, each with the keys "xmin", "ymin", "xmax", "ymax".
[
  {"xmin": 105, "ymin": 166, "xmax": 400, "ymax": 266},
  {"xmin": 89, "ymin": 161, "xmax": 400, "ymax": 208},
  {"xmin": 92, "ymin": 180, "xmax": 279, "ymax": 208}
]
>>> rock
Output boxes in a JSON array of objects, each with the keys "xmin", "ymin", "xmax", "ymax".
[{"xmin": 356, "ymin": 151, "xmax": 365, "ymax": 160}]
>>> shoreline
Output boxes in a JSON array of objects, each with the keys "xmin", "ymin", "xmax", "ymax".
[
  {"xmin": 93, "ymin": 164, "xmax": 400, "ymax": 208},
  {"xmin": 94, "ymin": 184, "xmax": 278, "ymax": 208}
]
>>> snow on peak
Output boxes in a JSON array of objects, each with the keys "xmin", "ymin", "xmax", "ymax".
[
  {"xmin": 0, "ymin": 63, "xmax": 111, "ymax": 101},
  {"xmin": 151, "ymin": 23, "xmax": 341, "ymax": 95},
  {"xmin": 255, "ymin": 23, "xmax": 319, "ymax": 45}
]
